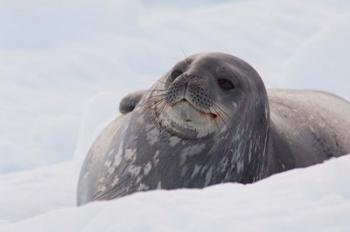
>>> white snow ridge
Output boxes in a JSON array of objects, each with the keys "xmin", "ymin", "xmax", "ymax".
[{"xmin": 1, "ymin": 156, "xmax": 350, "ymax": 232}]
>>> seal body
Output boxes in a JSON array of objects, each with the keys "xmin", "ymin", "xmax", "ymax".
[
  {"xmin": 267, "ymin": 89, "xmax": 350, "ymax": 170},
  {"xmin": 77, "ymin": 53, "xmax": 350, "ymax": 205}
]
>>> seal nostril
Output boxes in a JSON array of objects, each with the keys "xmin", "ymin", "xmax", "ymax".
[{"xmin": 170, "ymin": 70, "xmax": 183, "ymax": 82}]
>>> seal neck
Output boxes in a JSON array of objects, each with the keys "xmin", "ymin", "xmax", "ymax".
[{"xmin": 265, "ymin": 119, "xmax": 296, "ymax": 177}]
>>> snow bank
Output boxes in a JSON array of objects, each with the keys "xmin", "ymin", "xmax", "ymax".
[
  {"xmin": 1, "ymin": 156, "xmax": 350, "ymax": 231},
  {"xmin": 0, "ymin": 162, "xmax": 76, "ymax": 223}
]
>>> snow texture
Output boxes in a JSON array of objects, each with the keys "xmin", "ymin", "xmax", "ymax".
[
  {"xmin": 0, "ymin": 162, "xmax": 76, "ymax": 223},
  {"xmin": 1, "ymin": 156, "xmax": 350, "ymax": 231}
]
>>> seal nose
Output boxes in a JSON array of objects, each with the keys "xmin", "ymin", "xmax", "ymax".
[
  {"xmin": 172, "ymin": 73, "xmax": 191, "ymax": 83},
  {"xmin": 166, "ymin": 72, "xmax": 213, "ymax": 110},
  {"xmin": 172, "ymin": 73, "xmax": 205, "ymax": 87},
  {"xmin": 176, "ymin": 73, "xmax": 209, "ymax": 93}
]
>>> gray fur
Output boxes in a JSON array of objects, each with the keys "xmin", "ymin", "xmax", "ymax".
[{"xmin": 77, "ymin": 52, "xmax": 350, "ymax": 205}]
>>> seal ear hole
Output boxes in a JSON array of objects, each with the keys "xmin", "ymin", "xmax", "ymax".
[
  {"xmin": 217, "ymin": 78, "xmax": 235, "ymax": 91},
  {"xmin": 170, "ymin": 70, "xmax": 183, "ymax": 81}
]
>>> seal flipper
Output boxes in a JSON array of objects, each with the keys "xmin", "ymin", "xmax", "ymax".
[{"xmin": 119, "ymin": 90, "xmax": 146, "ymax": 114}]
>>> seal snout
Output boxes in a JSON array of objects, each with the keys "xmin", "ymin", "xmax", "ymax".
[
  {"xmin": 154, "ymin": 73, "xmax": 221, "ymax": 139},
  {"xmin": 165, "ymin": 73, "xmax": 215, "ymax": 115}
]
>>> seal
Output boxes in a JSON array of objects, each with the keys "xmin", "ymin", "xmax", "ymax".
[{"xmin": 77, "ymin": 52, "xmax": 350, "ymax": 205}]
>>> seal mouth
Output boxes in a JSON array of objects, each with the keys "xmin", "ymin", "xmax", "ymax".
[
  {"xmin": 176, "ymin": 99, "xmax": 217, "ymax": 121},
  {"xmin": 156, "ymin": 99, "xmax": 220, "ymax": 139}
]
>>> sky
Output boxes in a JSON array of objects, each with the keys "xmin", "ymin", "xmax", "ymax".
[{"xmin": 0, "ymin": 0, "xmax": 350, "ymax": 173}]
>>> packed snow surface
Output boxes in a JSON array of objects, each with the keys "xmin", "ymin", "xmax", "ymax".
[{"xmin": 1, "ymin": 156, "xmax": 350, "ymax": 231}]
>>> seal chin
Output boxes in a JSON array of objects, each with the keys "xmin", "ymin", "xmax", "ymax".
[{"xmin": 157, "ymin": 100, "xmax": 219, "ymax": 139}]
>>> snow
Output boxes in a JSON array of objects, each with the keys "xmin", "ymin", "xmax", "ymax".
[
  {"xmin": 1, "ymin": 156, "xmax": 350, "ymax": 231},
  {"xmin": 1, "ymin": 0, "xmax": 350, "ymax": 231},
  {"xmin": 0, "ymin": 162, "xmax": 76, "ymax": 223}
]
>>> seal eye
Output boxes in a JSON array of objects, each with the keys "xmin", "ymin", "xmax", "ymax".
[
  {"xmin": 218, "ymin": 78, "xmax": 235, "ymax": 91},
  {"xmin": 170, "ymin": 70, "xmax": 183, "ymax": 81}
]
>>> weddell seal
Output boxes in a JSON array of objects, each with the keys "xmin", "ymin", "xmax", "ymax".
[{"xmin": 77, "ymin": 52, "xmax": 350, "ymax": 205}]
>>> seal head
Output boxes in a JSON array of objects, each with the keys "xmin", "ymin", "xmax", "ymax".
[{"xmin": 152, "ymin": 53, "xmax": 268, "ymax": 142}]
